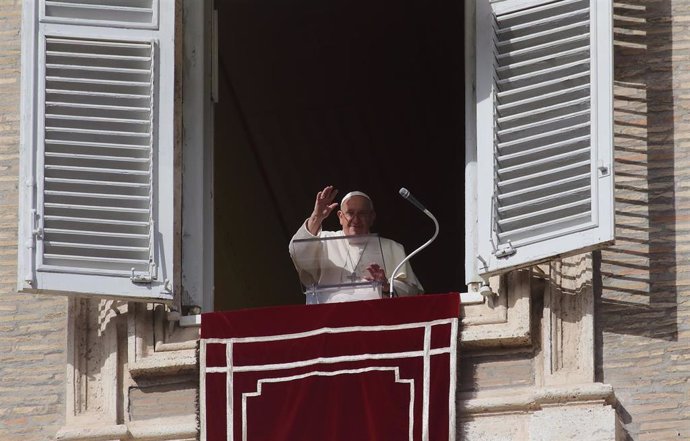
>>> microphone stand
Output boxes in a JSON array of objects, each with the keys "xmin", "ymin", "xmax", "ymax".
[{"xmin": 389, "ymin": 195, "xmax": 439, "ymax": 297}]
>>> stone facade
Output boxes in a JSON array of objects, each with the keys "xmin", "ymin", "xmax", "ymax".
[
  {"xmin": 0, "ymin": 1, "xmax": 689, "ymax": 440},
  {"xmin": 598, "ymin": 1, "xmax": 690, "ymax": 439},
  {"xmin": 0, "ymin": 1, "xmax": 67, "ymax": 440}
]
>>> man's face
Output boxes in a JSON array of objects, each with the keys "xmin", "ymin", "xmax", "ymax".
[{"xmin": 338, "ymin": 195, "xmax": 375, "ymax": 236}]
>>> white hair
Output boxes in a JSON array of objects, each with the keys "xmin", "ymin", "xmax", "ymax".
[{"xmin": 341, "ymin": 191, "xmax": 373, "ymax": 209}]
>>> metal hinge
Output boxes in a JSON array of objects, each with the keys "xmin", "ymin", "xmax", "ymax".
[
  {"xmin": 494, "ymin": 241, "xmax": 516, "ymax": 259},
  {"xmin": 130, "ymin": 262, "xmax": 157, "ymax": 284},
  {"xmin": 31, "ymin": 209, "xmax": 43, "ymax": 239}
]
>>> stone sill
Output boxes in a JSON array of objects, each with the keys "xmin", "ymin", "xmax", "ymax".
[
  {"xmin": 179, "ymin": 314, "xmax": 201, "ymax": 327},
  {"xmin": 57, "ymin": 418, "xmax": 197, "ymax": 441},
  {"xmin": 459, "ymin": 382, "xmax": 616, "ymax": 416},
  {"xmin": 129, "ymin": 350, "xmax": 198, "ymax": 377}
]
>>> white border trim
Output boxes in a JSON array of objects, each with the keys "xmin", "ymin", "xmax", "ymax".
[
  {"xmin": 203, "ymin": 318, "xmax": 455, "ymax": 344},
  {"xmin": 205, "ymin": 348, "xmax": 451, "ymax": 375},
  {"xmin": 422, "ymin": 325, "xmax": 431, "ymax": 441},
  {"xmin": 241, "ymin": 367, "xmax": 415, "ymax": 441}
]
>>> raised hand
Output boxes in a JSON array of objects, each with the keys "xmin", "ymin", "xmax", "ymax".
[{"xmin": 307, "ymin": 185, "xmax": 339, "ymax": 235}]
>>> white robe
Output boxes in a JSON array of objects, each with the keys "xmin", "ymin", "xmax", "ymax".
[{"xmin": 289, "ymin": 221, "xmax": 423, "ymax": 303}]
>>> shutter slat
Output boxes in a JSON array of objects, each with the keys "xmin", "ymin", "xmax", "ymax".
[
  {"xmin": 45, "ymin": 152, "xmax": 149, "ymax": 163},
  {"xmin": 46, "ymin": 50, "xmax": 151, "ymax": 62},
  {"xmin": 44, "ymin": 215, "xmax": 150, "ymax": 227},
  {"xmin": 45, "ymin": 38, "xmax": 151, "ymax": 50},
  {"xmin": 44, "ymin": 228, "xmax": 149, "ymax": 240},
  {"xmin": 44, "ymin": 1, "xmax": 153, "ymax": 14},
  {"xmin": 45, "ymin": 165, "xmax": 150, "ymax": 175},
  {"xmin": 45, "ymin": 202, "xmax": 149, "ymax": 214},
  {"xmin": 46, "ymin": 77, "xmax": 151, "ymax": 87},
  {"xmin": 45, "ymin": 127, "xmax": 150, "ymax": 138},
  {"xmin": 46, "ymin": 101, "xmax": 151, "ymax": 112},
  {"xmin": 45, "ymin": 64, "xmax": 150, "ymax": 75},
  {"xmin": 45, "ymin": 177, "xmax": 150, "ymax": 188},
  {"xmin": 46, "ymin": 89, "xmax": 150, "ymax": 99},
  {"xmin": 43, "ymin": 254, "xmax": 149, "ymax": 265},
  {"xmin": 45, "ymin": 190, "xmax": 149, "ymax": 200},
  {"xmin": 46, "ymin": 114, "xmax": 150, "ymax": 125},
  {"xmin": 45, "ymin": 240, "xmax": 149, "ymax": 252},
  {"xmin": 46, "ymin": 140, "xmax": 149, "ymax": 151}
]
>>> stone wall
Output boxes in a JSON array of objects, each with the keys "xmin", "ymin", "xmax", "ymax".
[
  {"xmin": 0, "ymin": 1, "xmax": 68, "ymax": 440},
  {"xmin": 598, "ymin": 1, "xmax": 690, "ymax": 439}
]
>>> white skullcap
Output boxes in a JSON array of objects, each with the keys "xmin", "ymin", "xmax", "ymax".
[{"xmin": 341, "ymin": 191, "xmax": 373, "ymax": 208}]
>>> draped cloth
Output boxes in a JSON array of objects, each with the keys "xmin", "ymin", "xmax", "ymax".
[{"xmin": 200, "ymin": 293, "xmax": 460, "ymax": 441}]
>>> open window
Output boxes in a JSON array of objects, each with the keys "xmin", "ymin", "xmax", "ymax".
[
  {"xmin": 210, "ymin": 0, "xmax": 614, "ymax": 311},
  {"xmin": 17, "ymin": 0, "xmax": 614, "ymax": 315},
  {"xmin": 211, "ymin": 0, "xmax": 466, "ymax": 311}
]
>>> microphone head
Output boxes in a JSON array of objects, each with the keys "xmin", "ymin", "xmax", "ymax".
[{"xmin": 399, "ymin": 187, "xmax": 410, "ymax": 199}]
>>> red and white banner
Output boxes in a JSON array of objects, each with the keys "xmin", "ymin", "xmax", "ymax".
[{"xmin": 200, "ymin": 293, "xmax": 460, "ymax": 441}]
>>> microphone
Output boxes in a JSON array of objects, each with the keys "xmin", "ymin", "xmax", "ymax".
[
  {"xmin": 389, "ymin": 188, "xmax": 439, "ymax": 297},
  {"xmin": 399, "ymin": 187, "xmax": 428, "ymax": 213}
]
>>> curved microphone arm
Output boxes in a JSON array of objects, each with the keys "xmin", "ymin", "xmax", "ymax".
[{"xmin": 389, "ymin": 208, "xmax": 439, "ymax": 297}]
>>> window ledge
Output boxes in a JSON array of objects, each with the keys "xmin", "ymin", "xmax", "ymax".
[
  {"xmin": 179, "ymin": 313, "xmax": 201, "ymax": 327},
  {"xmin": 56, "ymin": 417, "xmax": 197, "ymax": 441},
  {"xmin": 460, "ymin": 290, "xmax": 485, "ymax": 305},
  {"xmin": 458, "ymin": 383, "xmax": 615, "ymax": 415}
]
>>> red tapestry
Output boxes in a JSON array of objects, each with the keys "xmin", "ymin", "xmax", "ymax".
[{"xmin": 200, "ymin": 293, "xmax": 460, "ymax": 441}]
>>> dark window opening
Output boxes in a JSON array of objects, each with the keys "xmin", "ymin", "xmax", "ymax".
[{"xmin": 214, "ymin": 0, "xmax": 465, "ymax": 310}]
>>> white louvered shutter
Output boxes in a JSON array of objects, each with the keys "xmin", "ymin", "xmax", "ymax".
[
  {"xmin": 19, "ymin": 0, "xmax": 174, "ymax": 300},
  {"xmin": 475, "ymin": 0, "xmax": 613, "ymax": 276}
]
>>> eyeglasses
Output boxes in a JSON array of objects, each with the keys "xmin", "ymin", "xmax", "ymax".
[{"xmin": 342, "ymin": 210, "xmax": 373, "ymax": 222}]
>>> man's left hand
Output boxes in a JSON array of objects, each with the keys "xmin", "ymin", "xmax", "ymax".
[{"xmin": 365, "ymin": 263, "xmax": 390, "ymax": 293}]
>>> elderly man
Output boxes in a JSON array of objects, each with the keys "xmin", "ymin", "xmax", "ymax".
[{"xmin": 289, "ymin": 185, "xmax": 423, "ymax": 303}]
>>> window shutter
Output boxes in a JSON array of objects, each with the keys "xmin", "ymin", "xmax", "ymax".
[
  {"xmin": 475, "ymin": 0, "xmax": 613, "ymax": 276},
  {"xmin": 19, "ymin": 0, "xmax": 174, "ymax": 300}
]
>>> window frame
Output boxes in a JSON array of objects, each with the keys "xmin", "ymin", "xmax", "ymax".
[{"xmin": 180, "ymin": 0, "xmax": 215, "ymax": 312}]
